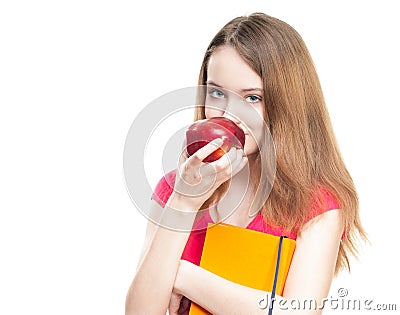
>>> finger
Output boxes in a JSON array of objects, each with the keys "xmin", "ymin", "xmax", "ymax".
[
  {"xmin": 231, "ymin": 154, "xmax": 249, "ymax": 177},
  {"xmin": 215, "ymin": 149, "xmax": 247, "ymax": 180},
  {"xmin": 228, "ymin": 148, "xmax": 244, "ymax": 171},
  {"xmin": 178, "ymin": 138, "xmax": 189, "ymax": 165},
  {"xmin": 200, "ymin": 146, "xmax": 238, "ymax": 177},
  {"xmin": 212, "ymin": 146, "xmax": 238, "ymax": 171},
  {"xmin": 168, "ymin": 304, "xmax": 177, "ymax": 315},
  {"xmin": 168, "ymin": 293, "xmax": 181, "ymax": 315},
  {"xmin": 168, "ymin": 303, "xmax": 178, "ymax": 315},
  {"xmin": 221, "ymin": 148, "xmax": 245, "ymax": 178},
  {"xmin": 198, "ymin": 147, "xmax": 234, "ymax": 177},
  {"xmin": 198, "ymin": 161, "xmax": 216, "ymax": 178},
  {"xmin": 229, "ymin": 147, "xmax": 242, "ymax": 167},
  {"xmin": 179, "ymin": 147, "xmax": 189, "ymax": 165},
  {"xmin": 188, "ymin": 138, "xmax": 224, "ymax": 165}
]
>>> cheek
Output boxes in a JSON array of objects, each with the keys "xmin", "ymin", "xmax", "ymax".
[
  {"xmin": 205, "ymin": 107, "xmax": 224, "ymax": 119},
  {"xmin": 249, "ymin": 106, "xmax": 266, "ymax": 136},
  {"xmin": 256, "ymin": 103, "xmax": 266, "ymax": 123},
  {"xmin": 243, "ymin": 108, "xmax": 265, "ymax": 135},
  {"xmin": 243, "ymin": 135, "xmax": 258, "ymax": 154},
  {"xmin": 245, "ymin": 124, "xmax": 265, "ymax": 152}
]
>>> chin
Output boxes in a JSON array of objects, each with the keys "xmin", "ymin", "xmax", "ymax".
[
  {"xmin": 244, "ymin": 141, "xmax": 258, "ymax": 155},
  {"xmin": 244, "ymin": 149, "xmax": 257, "ymax": 157}
]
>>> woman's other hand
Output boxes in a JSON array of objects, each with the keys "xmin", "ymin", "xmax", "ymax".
[{"xmin": 168, "ymin": 293, "xmax": 191, "ymax": 315}]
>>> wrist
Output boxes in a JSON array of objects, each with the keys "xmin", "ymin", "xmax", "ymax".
[
  {"xmin": 157, "ymin": 193, "xmax": 199, "ymax": 232},
  {"xmin": 167, "ymin": 191, "xmax": 202, "ymax": 212}
]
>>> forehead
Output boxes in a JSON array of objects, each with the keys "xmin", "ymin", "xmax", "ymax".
[{"xmin": 207, "ymin": 46, "xmax": 263, "ymax": 92}]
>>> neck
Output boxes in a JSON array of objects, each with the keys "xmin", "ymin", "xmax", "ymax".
[{"xmin": 212, "ymin": 153, "xmax": 259, "ymax": 226}]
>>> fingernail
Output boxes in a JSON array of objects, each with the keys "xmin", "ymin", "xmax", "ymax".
[{"xmin": 213, "ymin": 138, "xmax": 223, "ymax": 145}]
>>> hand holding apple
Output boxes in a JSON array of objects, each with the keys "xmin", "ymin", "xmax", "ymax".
[{"xmin": 171, "ymin": 117, "xmax": 248, "ymax": 210}]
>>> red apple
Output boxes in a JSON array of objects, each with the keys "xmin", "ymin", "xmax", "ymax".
[{"xmin": 186, "ymin": 117, "xmax": 245, "ymax": 163}]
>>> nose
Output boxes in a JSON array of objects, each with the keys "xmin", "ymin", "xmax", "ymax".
[
  {"xmin": 222, "ymin": 99, "xmax": 242, "ymax": 127},
  {"xmin": 223, "ymin": 113, "xmax": 242, "ymax": 131}
]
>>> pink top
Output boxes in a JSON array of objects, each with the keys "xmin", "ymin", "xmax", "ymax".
[{"xmin": 151, "ymin": 170, "xmax": 341, "ymax": 266}]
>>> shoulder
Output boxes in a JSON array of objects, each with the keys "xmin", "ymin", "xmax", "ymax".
[
  {"xmin": 150, "ymin": 169, "xmax": 177, "ymax": 207},
  {"xmin": 300, "ymin": 187, "xmax": 346, "ymax": 239}
]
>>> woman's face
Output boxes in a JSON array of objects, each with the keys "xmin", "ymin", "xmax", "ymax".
[{"xmin": 205, "ymin": 45, "xmax": 266, "ymax": 157}]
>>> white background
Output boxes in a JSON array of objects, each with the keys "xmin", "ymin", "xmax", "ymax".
[{"xmin": 1, "ymin": 0, "xmax": 399, "ymax": 314}]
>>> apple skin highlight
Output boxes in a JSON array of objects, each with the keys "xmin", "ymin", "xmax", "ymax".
[{"xmin": 186, "ymin": 117, "xmax": 245, "ymax": 163}]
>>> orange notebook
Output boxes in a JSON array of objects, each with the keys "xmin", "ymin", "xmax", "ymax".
[{"xmin": 188, "ymin": 223, "xmax": 296, "ymax": 314}]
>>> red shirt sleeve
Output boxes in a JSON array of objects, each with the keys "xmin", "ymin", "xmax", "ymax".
[
  {"xmin": 306, "ymin": 188, "xmax": 346, "ymax": 239},
  {"xmin": 150, "ymin": 169, "xmax": 177, "ymax": 207},
  {"xmin": 306, "ymin": 188, "xmax": 340, "ymax": 222}
]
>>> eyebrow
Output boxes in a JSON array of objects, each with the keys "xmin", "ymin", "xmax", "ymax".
[{"xmin": 206, "ymin": 80, "xmax": 263, "ymax": 92}]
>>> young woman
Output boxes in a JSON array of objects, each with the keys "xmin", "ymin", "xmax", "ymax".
[{"xmin": 125, "ymin": 12, "xmax": 366, "ymax": 314}]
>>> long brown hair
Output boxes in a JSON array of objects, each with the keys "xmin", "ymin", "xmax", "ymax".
[{"xmin": 194, "ymin": 12, "xmax": 366, "ymax": 274}]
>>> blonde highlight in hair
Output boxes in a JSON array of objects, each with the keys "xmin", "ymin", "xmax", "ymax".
[{"xmin": 195, "ymin": 13, "xmax": 366, "ymax": 275}]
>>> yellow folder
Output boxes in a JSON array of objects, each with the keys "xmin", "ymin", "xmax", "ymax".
[{"xmin": 188, "ymin": 222, "xmax": 296, "ymax": 314}]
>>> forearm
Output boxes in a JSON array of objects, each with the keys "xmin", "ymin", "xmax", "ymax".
[
  {"xmin": 175, "ymin": 261, "xmax": 283, "ymax": 315},
  {"xmin": 125, "ymin": 195, "xmax": 197, "ymax": 314},
  {"xmin": 176, "ymin": 262, "xmax": 327, "ymax": 315}
]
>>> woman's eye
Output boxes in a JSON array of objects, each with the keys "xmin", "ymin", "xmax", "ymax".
[
  {"xmin": 245, "ymin": 95, "xmax": 262, "ymax": 103},
  {"xmin": 209, "ymin": 89, "xmax": 225, "ymax": 99}
]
